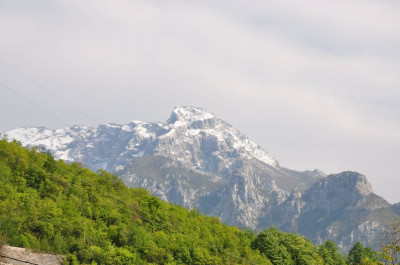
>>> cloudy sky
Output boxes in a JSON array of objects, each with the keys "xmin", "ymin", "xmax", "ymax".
[{"xmin": 1, "ymin": 0, "xmax": 399, "ymax": 202}]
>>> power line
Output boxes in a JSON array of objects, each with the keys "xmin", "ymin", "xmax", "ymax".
[
  {"xmin": 0, "ymin": 81, "xmax": 68, "ymax": 128},
  {"xmin": 0, "ymin": 80, "xmax": 93, "ymax": 165},
  {"xmin": 0, "ymin": 59, "xmax": 98, "ymax": 124}
]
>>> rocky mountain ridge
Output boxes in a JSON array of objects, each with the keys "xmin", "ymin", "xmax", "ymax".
[{"xmin": 3, "ymin": 106, "xmax": 398, "ymax": 251}]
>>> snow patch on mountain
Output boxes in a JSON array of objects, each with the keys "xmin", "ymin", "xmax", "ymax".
[{"xmin": 4, "ymin": 106, "xmax": 279, "ymax": 171}]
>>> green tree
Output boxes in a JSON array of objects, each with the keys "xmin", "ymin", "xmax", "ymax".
[
  {"xmin": 348, "ymin": 242, "xmax": 379, "ymax": 265},
  {"xmin": 251, "ymin": 227, "xmax": 293, "ymax": 265},
  {"xmin": 318, "ymin": 240, "xmax": 346, "ymax": 265}
]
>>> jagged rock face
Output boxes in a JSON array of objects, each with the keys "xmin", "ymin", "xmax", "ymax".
[
  {"xmin": 301, "ymin": 172, "xmax": 373, "ymax": 213},
  {"xmin": 295, "ymin": 173, "xmax": 384, "ymax": 242},
  {"xmin": 264, "ymin": 171, "xmax": 397, "ymax": 251},
  {"xmin": 118, "ymin": 155, "xmax": 225, "ymax": 209},
  {"xmin": 4, "ymin": 106, "xmax": 399, "ymax": 252}
]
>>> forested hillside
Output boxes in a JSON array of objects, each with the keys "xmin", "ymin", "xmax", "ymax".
[{"xmin": 0, "ymin": 139, "xmax": 381, "ymax": 264}]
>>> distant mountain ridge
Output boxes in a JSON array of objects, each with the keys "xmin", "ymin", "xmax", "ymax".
[{"xmin": 4, "ymin": 106, "xmax": 398, "ymax": 251}]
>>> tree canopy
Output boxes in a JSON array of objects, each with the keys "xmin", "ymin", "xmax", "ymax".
[{"xmin": 0, "ymin": 139, "xmax": 382, "ymax": 265}]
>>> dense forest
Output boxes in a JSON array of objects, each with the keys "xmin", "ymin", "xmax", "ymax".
[{"xmin": 0, "ymin": 139, "xmax": 383, "ymax": 264}]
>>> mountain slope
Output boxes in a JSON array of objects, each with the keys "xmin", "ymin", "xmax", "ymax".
[
  {"xmin": 0, "ymin": 139, "xmax": 274, "ymax": 264},
  {"xmin": 3, "ymin": 106, "xmax": 398, "ymax": 251},
  {"xmin": 1, "ymin": 139, "xmax": 362, "ymax": 265}
]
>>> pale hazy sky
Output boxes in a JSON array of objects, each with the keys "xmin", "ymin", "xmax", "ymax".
[{"xmin": 1, "ymin": 0, "xmax": 399, "ymax": 202}]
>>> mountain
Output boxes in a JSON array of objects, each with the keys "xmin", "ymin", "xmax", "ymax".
[
  {"xmin": 0, "ymin": 139, "xmax": 352, "ymax": 265},
  {"xmin": 3, "ymin": 106, "xmax": 398, "ymax": 251}
]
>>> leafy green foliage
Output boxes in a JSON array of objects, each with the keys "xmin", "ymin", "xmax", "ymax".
[
  {"xmin": 0, "ymin": 139, "xmax": 378, "ymax": 265},
  {"xmin": 251, "ymin": 227, "xmax": 324, "ymax": 265}
]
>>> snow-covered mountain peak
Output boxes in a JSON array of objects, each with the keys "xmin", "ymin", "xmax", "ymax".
[
  {"xmin": 167, "ymin": 106, "xmax": 216, "ymax": 129},
  {"xmin": 3, "ymin": 106, "xmax": 281, "ymax": 171}
]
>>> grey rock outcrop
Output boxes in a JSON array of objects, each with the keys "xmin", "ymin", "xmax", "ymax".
[{"xmin": 0, "ymin": 245, "xmax": 63, "ymax": 265}]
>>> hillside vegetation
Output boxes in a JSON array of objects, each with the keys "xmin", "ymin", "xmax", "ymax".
[{"xmin": 0, "ymin": 139, "xmax": 381, "ymax": 264}]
